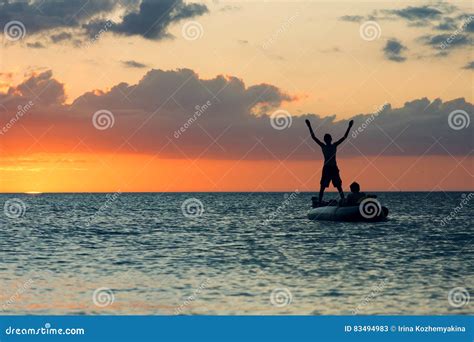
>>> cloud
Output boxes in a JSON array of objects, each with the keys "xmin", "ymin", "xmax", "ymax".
[
  {"xmin": 50, "ymin": 32, "xmax": 72, "ymax": 43},
  {"xmin": 84, "ymin": 0, "xmax": 208, "ymax": 40},
  {"xmin": 0, "ymin": 70, "xmax": 66, "ymax": 106},
  {"xmin": 122, "ymin": 60, "xmax": 148, "ymax": 69},
  {"xmin": 0, "ymin": 0, "xmax": 117, "ymax": 34},
  {"xmin": 419, "ymin": 33, "xmax": 471, "ymax": 53},
  {"xmin": 339, "ymin": 15, "xmax": 364, "ymax": 22},
  {"xmin": 434, "ymin": 17, "xmax": 458, "ymax": 30},
  {"xmin": 385, "ymin": 5, "xmax": 442, "ymax": 23},
  {"xmin": 462, "ymin": 61, "xmax": 474, "ymax": 69},
  {"xmin": 1, "ymin": 69, "xmax": 472, "ymax": 160},
  {"xmin": 1, "ymin": 0, "xmax": 208, "ymax": 45},
  {"xmin": 383, "ymin": 39, "xmax": 407, "ymax": 62},
  {"xmin": 340, "ymin": 5, "xmax": 473, "ymax": 57},
  {"xmin": 26, "ymin": 42, "xmax": 45, "ymax": 49}
]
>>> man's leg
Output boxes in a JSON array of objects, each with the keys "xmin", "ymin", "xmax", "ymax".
[
  {"xmin": 336, "ymin": 184, "xmax": 344, "ymax": 199},
  {"xmin": 319, "ymin": 185, "xmax": 326, "ymax": 202}
]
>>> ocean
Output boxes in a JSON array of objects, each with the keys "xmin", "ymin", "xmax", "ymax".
[{"xmin": 0, "ymin": 192, "xmax": 472, "ymax": 315}]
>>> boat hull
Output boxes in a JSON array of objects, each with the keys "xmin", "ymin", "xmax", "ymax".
[{"xmin": 307, "ymin": 205, "xmax": 389, "ymax": 222}]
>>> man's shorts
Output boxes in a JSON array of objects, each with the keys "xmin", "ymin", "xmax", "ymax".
[{"xmin": 320, "ymin": 164, "xmax": 342, "ymax": 188}]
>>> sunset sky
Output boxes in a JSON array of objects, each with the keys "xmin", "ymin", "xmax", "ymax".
[{"xmin": 0, "ymin": 0, "xmax": 472, "ymax": 192}]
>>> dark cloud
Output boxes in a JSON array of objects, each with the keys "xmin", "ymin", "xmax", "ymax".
[
  {"xmin": 26, "ymin": 42, "xmax": 45, "ymax": 49},
  {"xmin": 84, "ymin": 0, "xmax": 208, "ymax": 40},
  {"xmin": 50, "ymin": 32, "xmax": 72, "ymax": 43},
  {"xmin": 1, "ymin": 69, "xmax": 472, "ymax": 159},
  {"xmin": 460, "ymin": 14, "xmax": 474, "ymax": 32},
  {"xmin": 339, "ymin": 15, "xmax": 364, "ymax": 22},
  {"xmin": 122, "ymin": 60, "xmax": 148, "ymax": 68},
  {"xmin": 1, "ymin": 0, "xmax": 208, "ymax": 44},
  {"xmin": 0, "ymin": 70, "xmax": 65, "ymax": 106},
  {"xmin": 462, "ymin": 61, "xmax": 474, "ymax": 70},
  {"xmin": 383, "ymin": 39, "xmax": 407, "ymax": 62},
  {"xmin": 419, "ymin": 33, "xmax": 472, "ymax": 53},
  {"xmin": 0, "ymin": 0, "xmax": 117, "ymax": 34},
  {"xmin": 434, "ymin": 17, "xmax": 458, "ymax": 30},
  {"xmin": 385, "ymin": 5, "xmax": 442, "ymax": 22}
]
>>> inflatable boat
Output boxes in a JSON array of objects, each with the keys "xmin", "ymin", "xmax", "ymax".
[{"xmin": 307, "ymin": 198, "xmax": 389, "ymax": 222}]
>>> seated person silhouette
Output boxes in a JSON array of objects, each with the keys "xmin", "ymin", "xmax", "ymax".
[
  {"xmin": 305, "ymin": 119, "xmax": 354, "ymax": 204},
  {"xmin": 345, "ymin": 182, "xmax": 367, "ymax": 206}
]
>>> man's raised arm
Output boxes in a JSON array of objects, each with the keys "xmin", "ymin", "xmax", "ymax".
[
  {"xmin": 305, "ymin": 119, "xmax": 324, "ymax": 147},
  {"xmin": 334, "ymin": 120, "xmax": 354, "ymax": 146}
]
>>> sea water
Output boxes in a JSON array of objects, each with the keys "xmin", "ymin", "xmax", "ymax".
[{"xmin": 0, "ymin": 192, "xmax": 472, "ymax": 315}]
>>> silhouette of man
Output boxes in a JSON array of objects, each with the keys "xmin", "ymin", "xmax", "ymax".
[
  {"xmin": 305, "ymin": 119, "xmax": 354, "ymax": 203},
  {"xmin": 345, "ymin": 181, "xmax": 366, "ymax": 206}
]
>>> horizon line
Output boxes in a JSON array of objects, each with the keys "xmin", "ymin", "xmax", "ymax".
[{"xmin": 1, "ymin": 190, "xmax": 472, "ymax": 195}]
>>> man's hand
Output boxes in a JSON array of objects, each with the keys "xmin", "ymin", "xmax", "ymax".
[{"xmin": 349, "ymin": 120, "xmax": 354, "ymax": 128}]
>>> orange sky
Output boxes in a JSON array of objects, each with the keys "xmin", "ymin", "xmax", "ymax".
[
  {"xmin": 0, "ymin": 1, "xmax": 473, "ymax": 192},
  {"xmin": 2, "ymin": 153, "xmax": 472, "ymax": 193}
]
